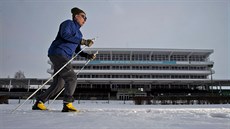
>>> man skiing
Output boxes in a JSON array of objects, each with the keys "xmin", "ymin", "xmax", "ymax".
[{"xmin": 32, "ymin": 7, "xmax": 96, "ymax": 112}]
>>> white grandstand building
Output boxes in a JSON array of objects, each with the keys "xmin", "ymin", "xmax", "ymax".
[{"xmin": 47, "ymin": 48, "xmax": 215, "ymax": 100}]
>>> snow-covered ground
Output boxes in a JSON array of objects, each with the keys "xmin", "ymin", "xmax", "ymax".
[{"xmin": 1, "ymin": 100, "xmax": 230, "ymax": 129}]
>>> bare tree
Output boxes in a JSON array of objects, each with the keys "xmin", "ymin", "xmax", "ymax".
[
  {"xmin": 14, "ymin": 70, "xmax": 26, "ymax": 88},
  {"xmin": 14, "ymin": 70, "xmax": 25, "ymax": 79}
]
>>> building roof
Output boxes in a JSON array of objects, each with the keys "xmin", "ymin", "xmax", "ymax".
[{"xmin": 84, "ymin": 48, "xmax": 213, "ymax": 56}]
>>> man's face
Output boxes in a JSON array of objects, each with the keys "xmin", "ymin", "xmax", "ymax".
[{"xmin": 74, "ymin": 13, "xmax": 87, "ymax": 26}]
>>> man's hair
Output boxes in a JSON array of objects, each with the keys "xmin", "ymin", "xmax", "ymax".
[{"xmin": 71, "ymin": 7, "xmax": 85, "ymax": 19}]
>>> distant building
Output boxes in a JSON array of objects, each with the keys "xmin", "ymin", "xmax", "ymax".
[{"xmin": 47, "ymin": 48, "xmax": 215, "ymax": 100}]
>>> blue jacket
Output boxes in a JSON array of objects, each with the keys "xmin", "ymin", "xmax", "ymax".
[{"xmin": 48, "ymin": 20, "xmax": 87, "ymax": 59}]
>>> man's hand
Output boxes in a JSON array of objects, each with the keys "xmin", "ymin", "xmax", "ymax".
[
  {"xmin": 81, "ymin": 39, "xmax": 94, "ymax": 47},
  {"xmin": 87, "ymin": 54, "xmax": 96, "ymax": 60}
]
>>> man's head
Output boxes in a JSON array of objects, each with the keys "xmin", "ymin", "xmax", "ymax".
[{"xmin": 71, "ymin": 7, "xmax": 87, "ymax": 26}]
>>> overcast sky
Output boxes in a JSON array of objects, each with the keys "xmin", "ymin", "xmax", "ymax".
[{"xmin": 0, "ymin": 0, "xmax": 229, "ymax": 79}]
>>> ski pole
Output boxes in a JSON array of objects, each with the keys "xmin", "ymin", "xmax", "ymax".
[
  {"xmin": 48, "ymin": 51, "xmax": 98, "ymax": 107},
  {"xmin": 11, "ymin": 46, "xmax": 88, "ymax": 113}
]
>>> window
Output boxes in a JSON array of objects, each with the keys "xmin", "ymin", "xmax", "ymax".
[
  {"xmin": 112, "ymin": 54, "xmax": 124, "ymax": 60},
  {"xmin": 151, "ymin": 55, "xmax": 168, "ymax": 61},
  {"xmin": 189, "ymin": 55, "xmax": 206, "ymax": 61},
  {"xmin": 132, "ymin": 54, "xmax": 149, "ymax": 61},
  {"xmin": 97, "ymin": 54, "xmax": 110, "ymax": 60},
  {"xmin": 170, "ymin": 55, "xmax": 187, "ymax": 61}
]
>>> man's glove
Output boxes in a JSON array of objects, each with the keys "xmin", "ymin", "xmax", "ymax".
[
  {"xmin": 87, "ymin": 54, "xmax": 96, "ymax": 60},
  {"xmin": 81, "ymin": 39, "xmax": 94, "ymax": 47}
]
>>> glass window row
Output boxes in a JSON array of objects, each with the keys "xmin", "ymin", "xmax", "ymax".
[
  {"xmin": 76, "ymin": 84, "xmax": 202, "ymax": 89},
  {"xmin": 75, "ymin": 54, "xmax": 207, "ymax": 62},
  {"xmin": 73, "ymin": 65, "xmax": 208, "ymax": 70},
  {"xmin": 77, "ymin": 74, "xmax": 207, "ymax": 79}
]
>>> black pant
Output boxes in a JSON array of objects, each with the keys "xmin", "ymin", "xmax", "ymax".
[{"xmin": 37, "ymin": 55, "xmax": 77, "ymax": 103}]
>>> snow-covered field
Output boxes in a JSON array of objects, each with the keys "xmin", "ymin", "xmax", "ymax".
[{"xmin": 1, "ymin": 100, "xmax": 230, "ymax": 129}]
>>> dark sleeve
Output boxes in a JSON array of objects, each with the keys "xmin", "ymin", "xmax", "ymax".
[
  {"xmin": 75, "ymin": 45, "xmax": 88, "ymax": 58},
  {"xmin": 59, "ymin": 20, "xmax": 81, "ymax": 44}
]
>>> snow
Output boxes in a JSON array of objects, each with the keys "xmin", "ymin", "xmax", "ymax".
[{"xmin": 1, "ymin": 100, "xmax": 230, "ymax": 129}]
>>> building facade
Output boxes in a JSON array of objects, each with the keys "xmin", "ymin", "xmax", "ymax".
[{"xmin": 47, "ymin": 48, "xmax": 214, "ymax": 100}]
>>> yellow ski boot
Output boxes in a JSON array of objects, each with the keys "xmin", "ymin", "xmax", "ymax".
[
  {"xmin": 32, "ymin": 101, "xmax": 47, "ymax": 110},
  {"xmin": 62, "ymin": 103, "xmax": 79, "ymax": 112}
]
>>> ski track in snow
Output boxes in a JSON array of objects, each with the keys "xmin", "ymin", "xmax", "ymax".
[{"xmin": 1, "ymin": 100, "xmax": 230, "ymax": 129}]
